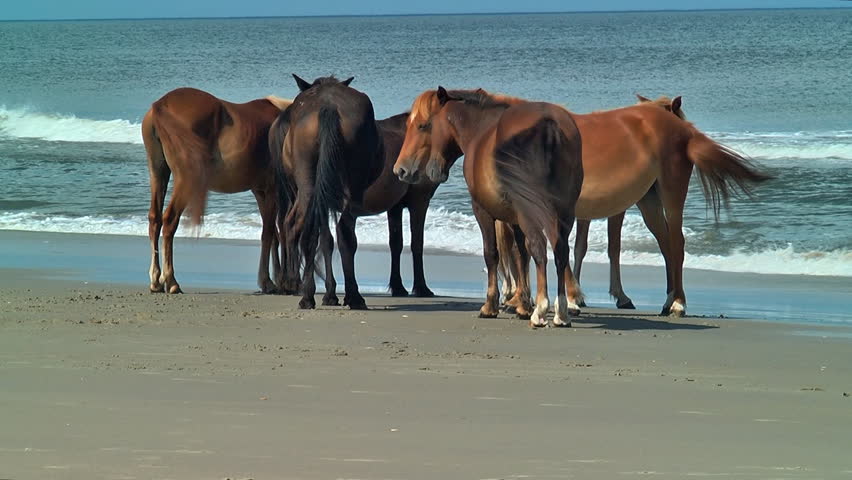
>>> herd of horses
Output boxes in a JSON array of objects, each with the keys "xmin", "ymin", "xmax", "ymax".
[{"xmin": 143, "ymin": 75, "xmax": 770, "ymax": 327}]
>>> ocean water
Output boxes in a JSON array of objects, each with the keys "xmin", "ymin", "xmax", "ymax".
[{"xmin": 1, "ymin": 9, "xmax": 851, "ymax": 280}]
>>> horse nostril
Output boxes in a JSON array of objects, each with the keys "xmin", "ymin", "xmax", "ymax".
[{"xmin": 396, "ymin": 167, "xmax": 407, "ymax": 179}]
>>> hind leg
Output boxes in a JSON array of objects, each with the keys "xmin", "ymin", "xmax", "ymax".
[
  {"xmin": 147, "ymin": 160, "xmax": 170, "ymax": 293},
  {"xmin": 636, "ymin": 187, "xmax": 674, "ymax": 313},
  {"xmin": 282, "ymin": 193, "xmax": 307, "ymax": 295},
  {"xmin": 522, "ymin": 227, "xmax": 550, "ymax": 328},
  {"xmin": 658, "ymin": 165, "xmax": 692, "ymax": 317},
  {"xmin": 387, "ymin": 204, "xmax": 408, "ymax": 297},
  {"xmin": 572, "ymin": 219, "xmax": 590, "ymax": 307},
  {"xmin": 472, "ymin": 202, "xmax": 500, "ymax": 318},
  {"xmin": 253, "ymin": 188, "xmax": 278, "ymax": 294},
  {"xmin": 506, "ymin": 225, "xmax": 533, "ymax": 319},
  {"xmin": 161, "ymin": 179, "xmax": 189, "ymax": 294},
  {"xmin": 551, "ymin": 216, "xmax": 581, "ymax": 327},
  {"xmin": 337, "ymin": 211, "xmax": 366, "ymax": 310},
  {"xmin": 320, "ymin": 226, "xmax": 339, "ymax": 306},
  {"xmin": 297, "ymin": 202, "xmax": 319, "ymax": 310},
  {"xmin": 607, "ymin": 212, "xmax": 635, "ymax": 309}
]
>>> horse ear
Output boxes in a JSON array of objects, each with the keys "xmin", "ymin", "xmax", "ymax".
[
  {"xmin": 437, "ymin": 86, "xmax": 450, "ymax": 105},
  {"xmin": 671, "ymin": 96, "xmax": 683, "ymax": 115},
  {"xmin": 292, "ymin": 74, "xmax": 312, "ymax": 92},
  {"xmin": 636, "ymin": 94, "xmax": 651, "ymax": 103},
  {"xmin": 341, "ymin": 76, "xmax": 355, "ymax": 87}
]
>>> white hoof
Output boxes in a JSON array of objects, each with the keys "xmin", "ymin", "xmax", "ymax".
[
  {"xmin": 553, "ymin": 295, "xmax": 577, "ymax": 327},
  {"xmin": 669, "ymin": 300, "xmax": 686, "ymax": 317},
  {"xmin": 530, "ymin": 297, "xmax": 550, "ymax": 328}
]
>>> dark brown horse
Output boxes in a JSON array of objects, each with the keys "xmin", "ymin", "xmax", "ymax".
[
  {"xmin": 274, "ymin": 75, "xmax": 385, "ymax": 310},
  {"xmin": 395, "ymin": 87, "xmax": 584, "ymax": 327},
  {"xmin": 269, "ymin": 110, "xmax": 441, "ymax": 299},
  {"xmin": 142, "ymin": 87, "xmax": 292, "ymax": 294},
  {"xmin": 397, "ymin": 88, "xmax": 770, "ymax": 317}
]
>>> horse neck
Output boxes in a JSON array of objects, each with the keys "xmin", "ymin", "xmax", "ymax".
[{"xmin": 447, "ymin": 103, "xmax": 505, "ymax": 152}]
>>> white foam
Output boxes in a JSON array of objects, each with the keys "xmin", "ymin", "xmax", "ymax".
[
  {"xmin": 1, "ymin": 209, "xmax": 850, "ymax": 277},
  {"xmin": 0, "ymin": 106, "xmax": 142, "ymax": 144},
  {"xmin": 713, "ymin": 130, "xmax": 852, "ymax": 160}
]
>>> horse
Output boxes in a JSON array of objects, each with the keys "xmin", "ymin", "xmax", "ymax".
[
  {"xmin": 394, "ymin": 88, "xmax": 770, "ymax": 318},
  {"xmin": 269, "ymin": 109, "xmax": 441, "ymax": 299},
  {"xmin": 395, "ymin": 87, "xmax": 585, "ymax": 328},
  {"xmin": 142, "ymin": 87, "xmax": 292, "ymax": 294},
  {"xmin": 274, "ymin": 74, "xmax": 385, "ymax": 310},
  {"xmin": 498, "ymin": 95, "xmax": 688, "ymax": 311}
]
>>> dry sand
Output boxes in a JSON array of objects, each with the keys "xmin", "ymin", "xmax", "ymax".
[{"xmin": 1, "ymin": 268, "xmax": 851, "ymax": 480}]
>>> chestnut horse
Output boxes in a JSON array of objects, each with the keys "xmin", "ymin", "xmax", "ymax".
[
  {"xmin": 275, "ymin": 75, "xmax": 385, "ymax": 310},
  {"xmin": 269, "ymin": 110, "xmax": 441, "ymax": 298},
  {"xmin": 142, "ymin": 87, "xmax": 292, "ymax": 294},
  {"xmin": 395, "ymin": 88, "xmax": 769, "ymax": 318},
  {"xmin": 499, "ymin": 95, "xmax": 688, "ymax": 311},
  {"xmin": 395, "ymin": 87, "xmax": 584, "ymax": 327}
]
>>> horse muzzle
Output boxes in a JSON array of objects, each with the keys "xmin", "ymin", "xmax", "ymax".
[{"xmin": 394, "ymin": 163, "xmax": 421, "ymax": 184}]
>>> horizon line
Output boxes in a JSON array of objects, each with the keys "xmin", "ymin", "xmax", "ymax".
[{"xmin": 0, "ymin": 6, "xmax": 849, "ymax": 23}]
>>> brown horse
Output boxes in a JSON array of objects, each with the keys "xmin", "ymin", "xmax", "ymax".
[
  {"xmin": 275, "ymin": 75, "xmax": 385, "ymax": 310},
  {"xmin": 497, "ymin": 95, "xmax": 686, "ymax": 309},
  {"xmin": 395, "ymin": 88, "xmax": 770, "ymax": 318},
  {"xmin": 395, "ymin": 87, "xmax": 584, "ymax": 327},
  {"xmin": 142, "ymin": 87, "xmax": 292, "ymax": 294},
  {"xmin": 269, "ymin": 110, "xmax": 441, "ymax": 299}
]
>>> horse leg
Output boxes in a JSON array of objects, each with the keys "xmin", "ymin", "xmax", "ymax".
[
  {"xmin": 572, "ymin": 218, "xmax": 590, "ymax": 307},
  {"xmin": 658, "ymin": 163, "xmax": 693, "ymax": 317},
  {"xmin": 320, "ymin": 225, "xmax": 339, "ymax": 306},
  {"xmin": 507, "ymin": 225, "xmax": 532, "ymax": 319},
  {"xmin": 147, "ymin": 155, "xmax": 170, "ymax": 293},
  {"xmin": 281, "ymin": 194, "xmax": 306, "ymax": 295},
  {"xmin": 496, "ymin": 221, "xmax": 516, "ymax": 305},
  {"xmin": 636, "ymin": 187, "xmax": 674, "ymax": 312},
  {"xmin": 521, "ymin": 225, "xmax": 550, "ymax": 328},
  {"xmin": 552, "ymin": 216, "xmax": 581, "ymax": 327},
  {"xmin": 387, "ymin": 203, "xmax": 408, "ymax": 297},
  {"xmin": 409, "ymin": 194, "xmax": 435, "ymax": 297},
  {"xmin": 297, "ymin": 201, "xmax": 319, "ymax": 309},
  {"xmin": 607, "ymin": 212, "xmax": 635, "ymax": 309},
  {"xmin": 472, "ymin": 202, "xmax": 500, "ymax": 318},
  {"xmin": 253, "ymin": 188, "xmax": 278, "ymax": 294},
  {"xmin": 160, "ymin": 179, "xmax": 188, "ymax": 294},
  {"xmin": 337, "ymin": 211, "xmax": 366, "ymax": 310}
]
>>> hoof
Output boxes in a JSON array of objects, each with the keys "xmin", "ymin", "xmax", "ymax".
[
  {"xmin": 149, "ymin": 284, "xmax": 165, "ymax": 293},
  {"xmin": 478, "ymin": 308, "xmax": 499, "ymax": 319},
  {"xmin": 322, "ymin": 294, "xmax": 340, "ymax": 306},
  {"xmin": 515, "ymin": 310, "xmax": 531, "ymax": 320},
  {"xmin": 577, "ymin": 300, "xmax": 587, "ymax": 308},
  {"xmin": 167, "ymin": 284, "xmax": 183, "ymax": 294},
  {"xmin": 390, "ymin": 286, "xmax": 410, "ymax": 297},
  {"xmin": 668, "ymin": 302, "xmax": 686, "ymax": 318},
  {"xmin": 259, "ymin": 281, "xmax": 278, "ymax": 295},
  {"xmin": 528, "ymin": 320, "xmax": 546, "ymax": 328},
  {"xmin": 411, "ymin": 285, "xmax": 435, "ymax": 298},
  {"xmin": 344, "ymin": 293, "xmax": 367, "ymax": 310},
  {"xmin": 552, "ymin": 318, "xmax": 572, "ymax": 328},
  {"xmin": 617, "ymin": 300, "xmax": 636, "ymax": 310},
  {"xmin": 503, "ymin": 304, "xmax": 518, "ymax": 314},
  {"xmin": 298, "ymin": 297, "xmax": 316, "ymax": 310}
]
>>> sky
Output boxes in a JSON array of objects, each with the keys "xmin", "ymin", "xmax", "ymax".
[{"xmin": 0, "ymin": 0, "xmax": 848, "ymax": 21}]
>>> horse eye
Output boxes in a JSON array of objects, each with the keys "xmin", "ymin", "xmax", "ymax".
[{"xmin": 418, "ymin": 122, "xmax": 429, "ymax": 131}]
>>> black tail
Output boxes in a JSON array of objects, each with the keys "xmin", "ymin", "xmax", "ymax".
[
  {"xmin": 494, "ymin": 117, "xmax": 579, "ymax": 235},
  {"xmin": 305, "ymin": 105, "xmax": 347, "ymax": 237}
]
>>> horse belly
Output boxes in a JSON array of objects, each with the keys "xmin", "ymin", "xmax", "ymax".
[
  {"xmin": 574, "ymin": 166, "xmax": 656, "ymax": 220},
  {"xmin": 208, "ymin": 151, "xmax": 258, "ymax": 194}
]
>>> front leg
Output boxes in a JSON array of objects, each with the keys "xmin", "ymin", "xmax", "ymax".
[
  {"xmin": 386, "ymin": 203, "xmax": 408, "ymax": 297},
  {"xmin": 336, "ymin": 211, "xmax": 366, "ymax": 310},
  {"xmin": 408, "ymin": 189, "xmax": 436, "ymax": 297},
  {"xmin": 472, "ymin": 202, "xmax": 499, "ymax": 318}
]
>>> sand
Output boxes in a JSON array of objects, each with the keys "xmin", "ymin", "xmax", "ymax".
[{"xmin": 1, "ymin": 230, "xmax": 852, "ymax": 479}]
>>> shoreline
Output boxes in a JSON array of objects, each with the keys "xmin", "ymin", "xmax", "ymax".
[{"xmin": 2, "ymin": 228, "xmax": 850, "ymax": 326}]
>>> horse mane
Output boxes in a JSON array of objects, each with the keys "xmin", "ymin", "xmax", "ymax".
[
  {"xmin": 636, "ymin": 94, "xmax": 687, "ymax": 120},
  {"xmin": 265, "ymin": 95, "xmax": 293, "ymax": 111},
  {"xmin": 409, "ymin": 88, "xmax": 525, "ymax": 126}
]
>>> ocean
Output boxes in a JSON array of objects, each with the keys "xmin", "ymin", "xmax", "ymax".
[{"xmin": 1, "ymin": 9, "xmax": 851, "ymax": 282}]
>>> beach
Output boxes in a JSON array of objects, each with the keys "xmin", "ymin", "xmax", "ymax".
[{"xmin": 2, "ymin": 230, "xmax": 851, "ymax": 479}]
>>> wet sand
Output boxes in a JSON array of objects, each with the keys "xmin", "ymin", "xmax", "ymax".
[{"xmin": 2, "ymin": 263, "xmax": 852, "ymax": 479}]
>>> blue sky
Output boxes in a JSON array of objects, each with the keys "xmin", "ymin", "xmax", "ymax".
[{"xmin": 1, "ymin": 0, "xmax": 848, "ymax": 21}]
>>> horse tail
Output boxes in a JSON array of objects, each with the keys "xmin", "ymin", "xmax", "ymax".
[
  {"xmin": 494, "ymin": 117, "xmax": 579, "ymax": 236},
  {"xmin": 305, "ymin": 105, "xmax": 347, "ymax": 237},
  {"xmin": 686, "ymin": 130, "xmax": 772, "ymax": 219},
  {"xmin": 149, "ymin": 102, "xmax": 214, "ymax": 227}
]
